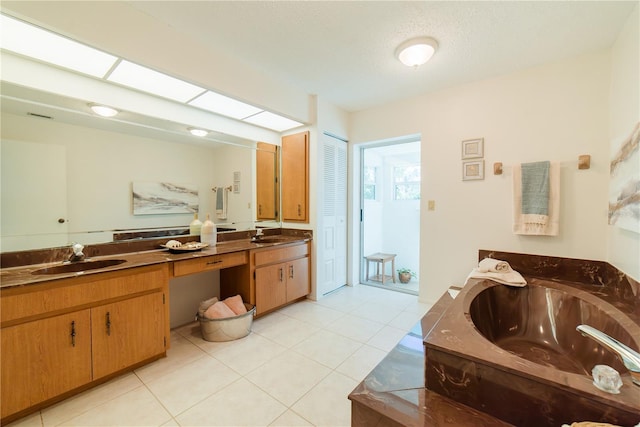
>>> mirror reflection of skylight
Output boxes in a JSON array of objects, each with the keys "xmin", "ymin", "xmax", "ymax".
[
  {"xmin": 108, "ymin": 60, "xmax": 206, "ymax": 103},
  {"xmin": 243, "ymin": 111, "xmax": 304, "ymax": 132},
  {"xmin": 0, "ymin": 14, "xmax": 118, "ymax": 78},
  {"xmin": 189, "ymin": 91, "xmax": 262, "ymax": 119}
]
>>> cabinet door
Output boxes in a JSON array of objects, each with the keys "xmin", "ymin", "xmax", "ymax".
[
  {"xmin": 281, "ymin": 131, "xmax": 309, "ymax": 222},
  {"xmin": 256, "ymin": 142, "xmax": 278, "ymax": 220},
  {"xmin": 92, "ymin": 292, "xmax": 165, "ymax": 379},
  {"xmin": 1, "ymin": 310, "xmax": 92, "ymax": 418},
  {"xmin": 286, "ymin": 257, "xmax": 310, "ymax": 302},
  {"xmin": 255, "ymin": 263, "xmax": 287, "ymax": 315}
]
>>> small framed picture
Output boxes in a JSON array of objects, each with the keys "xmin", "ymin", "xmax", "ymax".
[
  {"xmin": 463, "ymin": 160, "xmax": 484, "ymax": 181},
  {"xmin": 462, "ymin": 138, "xmax": 484, "ymax": 159}
]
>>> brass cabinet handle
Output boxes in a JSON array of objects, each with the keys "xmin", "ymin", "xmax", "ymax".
[
  {"xmin": 258, "ymin": 205, "xmax": 262, "ymax": 215},
  {"xmin": 206, "ymin": 260, "xmax": 223, "ymax": 266},
  {"xmin": 70, "ymin": 321, "xmax": 76, "ymax": 347},
  {"xmin": 106, "ymin": 312, "xmax": 111, "ymax": 336},
  {"xmin": 297, "ymin": 204, "xmax": 301, "ymax": 216},
  {"xmin": 279, "ymin": 267, "xmax": 284, "ymax": 282}
]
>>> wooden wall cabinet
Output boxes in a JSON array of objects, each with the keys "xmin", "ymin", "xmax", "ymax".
[
  {"xmin": 0, "ymin": 265, "xmax": 168, "ymax": 423},
  {"xmin": 256, "ymin": 142, "xmax": 279, "ymax": 221},
  {"xmin": 281, "ymin": 131, "xmax": 309, "ymax": 222}
]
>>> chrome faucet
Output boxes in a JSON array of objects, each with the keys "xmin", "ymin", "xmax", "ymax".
[
  {"xmin": 251, "ymin": 228, "xmax": 264, "ymax": 242},
  {"xmin": 69, "ymin": 242, "xmax": 85, "ymax": 262},
  {"xmin": 577, "ymin": 324, "xmax": 640, "ymax": 386}
]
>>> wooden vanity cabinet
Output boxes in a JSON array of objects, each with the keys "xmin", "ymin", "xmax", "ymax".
[
  {"xmin": 252, "ymin": 242, "xmax": 311, "ymax": 316},
  {"xmin": 1, "ymin": 310, "xmax": 92, "ymax": 418},
  {"xmin": 281, "ymin": 131, "xmax": 309, "ymax": 222},
  {"xmin": 0, "ymin": 264, "xmax": 169, "ymax": 423}
]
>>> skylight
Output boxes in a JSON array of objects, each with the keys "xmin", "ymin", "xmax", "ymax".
[
  {"xmin": 189, "ymin": 91, "xmax": 262, "ymax": 120},
  {"xmin": 0, "ymin": 14, "xmax": 118, "ymax": 78},
  {"xmin": 0, "ymin": 13, "xmax": 305, "ymax": 133},
  {"xmin": 244, "ymin": 111, "xmax": 304, "ymax": 132},
  {"xmin": 108, "ymin": 60, "xmax": 206, "ymax": 103}
]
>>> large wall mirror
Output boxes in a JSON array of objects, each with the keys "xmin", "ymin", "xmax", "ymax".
[{"xmin": 0, "ymin": 82, "xmax": 281, "ymax": 253}]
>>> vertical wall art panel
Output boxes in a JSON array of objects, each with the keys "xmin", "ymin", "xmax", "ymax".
[
  {"xmin": 608, "ymin": 122, "xmax": 640, "ymax": 233},
  {"xmin": 132, "ymin": 182, "xmax": 199, "ymax": 215}
]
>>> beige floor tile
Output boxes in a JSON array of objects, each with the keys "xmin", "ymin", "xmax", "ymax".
[
  {"xmin": 366, "ymin": 325, "xmax": 408, "ymax": 352},
  {"xmin": 251, "ymin": 312, "xmax": 290, "ymax": 334},
  {"xmin": 324, "ymin": 313, "xmax": 384, "ymax": 342},
  {"xmin": 135, "ymin": 334, "xmax": 207, "ymax": 383},
  {"xmin": 176, "ymin": 378, "xmax": 286, "ymax": 426},
  {"xmin": 335, "ymin": 344, "xmax": 389, "ymax": 382},
  {"xmin": 269, "ymin": 409, "xmax": 312, "ymax": 426},
  {"xmin": 212, "ymin": 333, "xmax": 286, "ymax": 375},
  {"xmin": 290, "ymin": 371, "xmax": 357, "ymax": 427},
  {"xmin": 41, "ymin": 372, "xmax": 142, "ymax": 426},
  {"xmin": 59, "ymin": 386, "xmax": 171, "ymax": 426},
  {"xmin": 388, "ymin": 310, "xmax": 426, "ymax": 331},
  {"xmin": 5, "ymin": 412, "xmax": 42, "ymax": 427},
  {"xmin": 278, "ymin": 301, "xmax": 344, "ymax": 327},
  {"xmin": 292, "ymin": 329, "xmax": 362, "ymax": 369},
  {"xmin": 350, "ymin": 301, "xmax": 403, "ymax": 324},
  {"xmin": 144, "ymin": 356, "xmax": 239, "ymax": 416},
  {"xmin": 253, "ymin": 315, "xmax": 320, "ymax": 348},
  {"xmin": 246, "ymin": 351, "xmax": 331, "ymax": 406}
]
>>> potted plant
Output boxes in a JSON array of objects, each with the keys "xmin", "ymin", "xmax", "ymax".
[{"xmin": 397, "ymin": 268, "xmax": 416, "ymax": 284}]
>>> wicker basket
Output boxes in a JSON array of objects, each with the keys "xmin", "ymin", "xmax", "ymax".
[{"xmin": 196, "ymin": 303, "xmax": 255, "ymax": 342}]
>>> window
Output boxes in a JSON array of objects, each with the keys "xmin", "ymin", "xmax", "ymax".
[
  {"xmin": 394, "ymin": 164, "xmax": 420, "ymax": 200},
  {"xmin": 363, "ymin": 166, "xmax": 377, "ymax": 200}
]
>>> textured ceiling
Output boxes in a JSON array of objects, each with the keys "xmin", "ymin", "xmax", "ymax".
[
  {"xmin": 1, "ymin": 1, "xmax": 636, "ymax": 114},
  {"xmin": 127, "ymin": 1, "xmax": 635, "ymax": 112}
]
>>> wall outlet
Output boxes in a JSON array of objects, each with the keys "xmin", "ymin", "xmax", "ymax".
[{"xmin": 428, "ymin": 200, "xmax": 435, "ymax": 211}]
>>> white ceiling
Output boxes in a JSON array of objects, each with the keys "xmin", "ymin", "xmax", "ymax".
[
  {"xmin": 1, "ymin": 1, "xmax": 636, "ymax": 115},
  {"xmin": 127, "ymin": 1, "xmax": 635, "ymax": 112}
]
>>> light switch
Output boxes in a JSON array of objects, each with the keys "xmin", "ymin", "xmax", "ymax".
[{"xmin": 428, "ymin": 200, "xmax": 435, "ymax": 211}]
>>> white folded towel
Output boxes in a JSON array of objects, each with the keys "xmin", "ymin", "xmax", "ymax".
[
  {"xmin": 465, "ymin": 258, "xmax": 527, "ymax": 287},
  {"xmin": 477, "ymin": 258, "xmax": 512, "ymax": 273}
]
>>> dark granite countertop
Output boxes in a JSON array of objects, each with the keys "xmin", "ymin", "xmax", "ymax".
[
  {"xmin": 349, "ymin": 288, "xmax": 513, "ymax": 426},
  {"xmin": 0, "ymin": 233, "xmax": 311, "ymax": 289}
]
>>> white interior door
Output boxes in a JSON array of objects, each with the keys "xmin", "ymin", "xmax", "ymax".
[
  {"xmin": 1, "ymin": 139, "xmax": 68, "ymax": 251},
  {"xmin": 318, "ymin": 134, "xmax": 347, "ymax": 296}
]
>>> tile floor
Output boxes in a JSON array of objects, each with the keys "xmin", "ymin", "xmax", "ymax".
[{"xmin": 8, "ymin": 284, "xmax": 431, "ymax": 427}]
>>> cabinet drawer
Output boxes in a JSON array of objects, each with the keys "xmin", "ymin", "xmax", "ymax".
[
  {"xmin": 1, "ymin": 265, "xmax": 168, "ymax": 326},
  {"xmin": 254, "ymin": 243, "xmax": 309, "ymax": 267},
  {"xmin": 173, "ymin": 251, "xmax": 247, "ymax": 277}
]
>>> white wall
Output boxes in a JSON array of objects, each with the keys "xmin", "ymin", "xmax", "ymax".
[
  {"xmin": 608, "ymin": 4, "xmax": 640, "ymax": 281},
  {"xmin": 350, "ymin": 50, "xmax": 612, "ymax": 303}
]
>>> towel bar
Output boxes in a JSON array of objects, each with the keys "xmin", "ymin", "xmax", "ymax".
[{"xmin": 493, "ymin": 155, "xmax": 590, "ymax": 175}]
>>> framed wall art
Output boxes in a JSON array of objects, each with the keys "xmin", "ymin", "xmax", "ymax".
[
  {"xmin": 462, "ymin": 160, "xmax": 485, "ymax": 181},
  {"xmin": 462, "ymin": 138, "xmax": 484, "ymax": 159}
]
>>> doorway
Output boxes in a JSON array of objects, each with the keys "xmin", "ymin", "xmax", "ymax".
[{"xmin": 360, "ymin": 139, "xmax": 421, "ymax": 295}]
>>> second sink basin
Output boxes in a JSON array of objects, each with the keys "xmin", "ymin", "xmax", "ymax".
[{"xmin": 32, "ymin": 259, "xmax": 127, "ymax": 275}]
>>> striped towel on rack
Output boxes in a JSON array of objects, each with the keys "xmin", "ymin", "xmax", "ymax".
[{"xmin": 513, "ymin": 161, "xmax": 560, "ymax": 236}]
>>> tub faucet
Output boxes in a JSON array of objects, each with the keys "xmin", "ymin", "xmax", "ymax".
[
  {"xmin": 69, "ymin": 242, "xmax": 85, "ymax": 262},
  {"xmin": 577, "ymin": 324, "xmax": 640, "ymax": 386}
]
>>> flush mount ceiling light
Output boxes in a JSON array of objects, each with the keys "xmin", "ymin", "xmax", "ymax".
[
  {"xmin": 188, "ymin": 127, "xmax": 208, "ymax": 137},
  {"xmin": 395, "ymin": 37, "xmax": 438, "ymax": 68},
  {"xmin": 89, "ymin": 103, "xmax": 119, "ymax": 117}
]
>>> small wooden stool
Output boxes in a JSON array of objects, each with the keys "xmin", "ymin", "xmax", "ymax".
[{"xmin": 365, "ymin": 253, "xmax": 397, "ymax": 284}]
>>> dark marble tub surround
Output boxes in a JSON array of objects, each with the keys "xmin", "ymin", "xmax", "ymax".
[
  {"xmin": 349, "ymin": 289, "xmax": 512, "ymax": 426},
  {"xmin": 0, "ymin": 228, "xmax": 312, "ymax": 269},
  {"xmin": 479, "ymin": 249, "xmax": 639, "ymax": 316},
  {"xmin": 423, "ymin": 277, "xmax": 640, "ymax": 427}
]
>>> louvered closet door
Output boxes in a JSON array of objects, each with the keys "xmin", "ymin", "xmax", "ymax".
[{"xmin": 319, "ymin": 135, "xmax": 348, "ymax": 296}]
